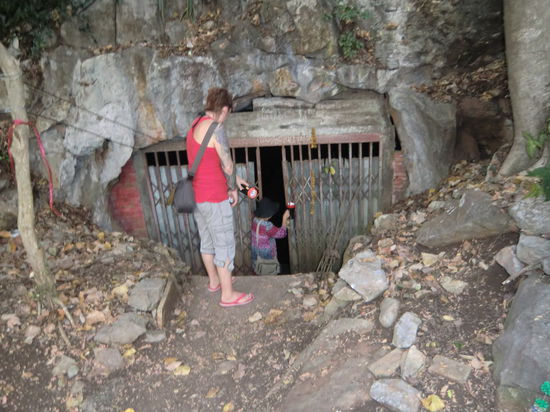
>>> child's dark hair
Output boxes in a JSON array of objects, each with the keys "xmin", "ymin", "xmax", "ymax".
[{"xmin": 205, "ymin": 87, "xmax": 233, "ymax": 113}]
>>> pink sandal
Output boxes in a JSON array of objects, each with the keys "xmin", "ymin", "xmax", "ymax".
[
  {"xmin": 207, "ymin": 277, "xmax": 236, "ymax": 292},
  {"xmin": 219, "ymin": 293, "xmax": 254, "ymax": 307}
]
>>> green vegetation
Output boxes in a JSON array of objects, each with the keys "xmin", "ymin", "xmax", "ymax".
[
  {"xmin": 525, "ymin": 116, "xmax": 550, "ymax": 201},
  {"xmin": 0, "ymin": 0, "xmax": 96, "ymax": 59},
  {"xmin": 326, "ymin": 1, "xmax": 370, "ymax": 60}
]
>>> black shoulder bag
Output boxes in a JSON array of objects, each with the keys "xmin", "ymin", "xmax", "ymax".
[{"xmin": 172, "ymin": 120, "xmax": 219, "ymax": 213}]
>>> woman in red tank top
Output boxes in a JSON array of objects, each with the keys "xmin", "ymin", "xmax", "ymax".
[{"xmin": 187, "ymin": 87, "xmax": 254, "ymax": 308}]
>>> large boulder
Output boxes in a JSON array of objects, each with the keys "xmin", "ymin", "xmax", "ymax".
[
  {"xmin": 388, "ymin": 88, "xmax": 456, "ymax": 195},
  {"xmin": 493, "ymin": 275, "xmax": 550, "ymax": 411},
  {"xmin": 509, "ymin": 198, "xmax": 550, "ymax": 235},
  {"xmin": 417, "ymin": 190, "xmax": 516, "ymax": 248}
]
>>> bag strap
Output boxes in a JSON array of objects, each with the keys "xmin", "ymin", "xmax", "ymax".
[{"xmin": 188, "ymin": 120, "xmax": 219, "ymax": 177}]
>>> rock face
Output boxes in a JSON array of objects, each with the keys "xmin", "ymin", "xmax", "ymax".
[
  {"xmin": 18, "ymin": 0, "xmax": 509, "ymax": 230},
  {"xmin": 388, "ymin": 88, "xmax": 457, "ymax": 195},
  {"xmin": 416, "ymin": 190, "xmax": 516, "ymax": 248},
  {"xmin": 338, "ymin": 249, "xmax": 388, "ymax": 302},
  {"xmin": 493, "ymin": 275, "xmax": 550, "ymax": 411}
]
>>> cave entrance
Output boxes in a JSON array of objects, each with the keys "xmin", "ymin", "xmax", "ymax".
[{"xmin": 137, "ymin": 93, "xmax": 393, "ymax": 275}]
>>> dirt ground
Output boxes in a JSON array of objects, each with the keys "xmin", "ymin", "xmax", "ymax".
[{"xmin": 0, "ymin": 161, "xmax": 526, "ymax": 411}]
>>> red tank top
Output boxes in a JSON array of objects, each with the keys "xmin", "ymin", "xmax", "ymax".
[{"xmin": 186, "ymin": 116, "xmax": 228, "ymax": 203}]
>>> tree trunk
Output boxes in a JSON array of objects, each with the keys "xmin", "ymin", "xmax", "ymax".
[
  {"xmin": 0, "ymin": 42, "xmax": 55, "ymax": 302},
  {"xmin": 499, "ymin": 0, "xmax": 550, "ymax": 176}
]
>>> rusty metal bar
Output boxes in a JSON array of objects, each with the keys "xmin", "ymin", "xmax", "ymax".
[
  {"xmin": 317, "ymin": 144, "xmax": 326, "ymax": 243},
  {"xmin": 359, "ymin": 143, "xmax": 364, "ymax": 229},
  {"xmin": 368, "ymin": 142, "xmax": 374, "ymax": 221},
  {"xmin": 327, "ymin": 143, "xmax": 334, "ymax": 232},
  {"xmin": 152, "ymin": 152, "xmax": 172, "ymax": 245},
  {"xmin": 378, "ymin": 140, "xmax": 383, "ymax": 214},
  {"xmin": 256, "ymin": 146, "xmax": 263, "ymax": 198}
]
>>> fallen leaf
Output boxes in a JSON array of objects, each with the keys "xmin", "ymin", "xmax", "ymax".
[
  {"xmin": 174, "ymin": 364, "xmax": 191, "ymax": 376},
  {"xmin": 421, "ymin": 394, "xmax": 445, "ymax": 411},
  {"xmin": 248, "ymin": 312, "xmax": 262, "ymax": 323},
  {"xmin": 222, "ymin": 401, "xmax": 235, "ymax": 412},
  {"xmin": 123, "ymin": 348, "xmax": 136, "ymax": 358},
  {"xmin": 442, "ymin": 315, "xmax": 455, "ymax": 321},
  {"xmin": 205, "ymin": 387, "xmax": 219, "ymax": 398}
]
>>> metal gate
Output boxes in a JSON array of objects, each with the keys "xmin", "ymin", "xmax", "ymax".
[{"xmin": 140, "ymin": 132, "xmax": 382, "ymax": 275}]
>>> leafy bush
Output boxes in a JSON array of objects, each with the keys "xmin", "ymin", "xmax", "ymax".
[
  {"xmin": 527, "ymin": 164, "xmax": 550, "ymax": 201},
  {"xmin": 524, "ymin": 116, "xmax": 550, "ymax": 200},
  {"xmin": 524, "ymin": 117, "xmax": 549, "ymax": 159},
  {"xmin": 326, "ymin": 1, "xmax": 370, "ymax": 60}
]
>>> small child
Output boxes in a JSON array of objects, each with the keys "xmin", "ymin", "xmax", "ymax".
[{"xmin": 251, "ymin": 197, "xmax": 290, "ymax": 275}]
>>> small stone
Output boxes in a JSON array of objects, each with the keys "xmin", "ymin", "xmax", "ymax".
[
  {"xmin": 440, "ymin": 276, "xmax": 468, "ymax": 295},
  {"xmin": 52, "ymin": 355, "xmax": 79, "ymax": 379},
  {"xmin": 428, "ymin": 355, "xmax": 472, "ymax": 383},
  {"xmin": 24, "ymin": 325, "xmax": 41, "ymax": 344},
  {"xmin": 302, "ymin": 295, "xmax": 318, "ymax": 307},
  {"xmin": 128, "ymin": 277, "xmax": 166, "ymax": 311},
  {"xmin": 400, "ymin": 345, "xmax": 426, "ymax": 380},
  {"xmin": 370, "ymin": 378, "xmax": 420, "ymax": 412},
  {"xmin": 379, "ymin": 298, "xmax": 400, "ymax": 328},
  {"xmin": 248, "ymin": 312, "xmax": 263, "ymax": 323},
  {"xmin": 428, "ymin": 200, "xmax": 446, "ymax": 211},
  {"xmin": 214, "ymin": 360, "xmax": 237, "ymax": 376},
  {"xmin": 94, "ymin": 313, "xmax": 148, "ymax": 345},
  {"xmin": 392, "ymin": 312, "xmax": 421, "ymax": 349},
  {"xmin": 410, "ymin": 211, "xmax": 426, "ymax": 225},
  {"xmin": 368, "ymin": 348, "xmax": 404, "ymax": 377},
  {"xmin": 93, "ymin": 348, "xmax": 124, "ymax": 375},
  {"xmin": 421, "ymin": 253, "xmax": 439, "ymax": 267}
]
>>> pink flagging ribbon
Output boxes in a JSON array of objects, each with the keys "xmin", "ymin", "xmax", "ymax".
[{"xmin": 6, "ymin": 119, "xmax": 62, "ymax": 217}]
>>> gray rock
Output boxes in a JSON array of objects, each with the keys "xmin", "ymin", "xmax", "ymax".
[
  {"xmin": 400, "ymin": 345, "xmax": 426, "ymax": 380},
  {"xmin": 509, "ymin": 198, "xmax": 550, "ymax": 235},
  {"xmin": 370, "ymin": 379, "xmax": 420, "ymax": 412},
  {"xmin": 332, "ymin": 279, "xmax": 362, "ymax": 302},
  {"xmin": 493, "ymin": 275, "xmax": 550, "ymax": 410},
  {"xmin": 392, "ymin": 312, "xmax": 421, "ymax": 349},
  {"xmin": 389, "ymin": 88, "xmax": 456, "ymax": 196},
  {"xmin": 379, "ymin": 297, "xmax": 400, "ymax": 328},
  {"xmin": 495, "ymin": 246, "xmax": 525, "ymax": 278},
  {"xmin": 144, "ymin": 330, "xmax": 166, "ymax": 343},
  {"xmin": 428, "ymin": 355, "xmax": 472, "ymax": 383},
  {"xmin": 93, "ymin": 348, "xmax": 124, "ymax": 375},
  {"xmin": 128, "ymin": 277, "xmax": 166, "ymax": 311},
  {"xmin": 52, "ymin": 355, "xmax": 79, "ymax": 379},
  {"xmin": 440, "ymin": 276, "xmax": 468, "ymax": 295},
  {"xmin": 368, "ymin": 348, "xmax": 404, "ymax": 378},
  {"xmin": 516, "ymin": 234, "xmax": 550, "ymax": 266},
  {"xmin": 94, "ymin": 313, "xmax": 148, "ymax": 345},
  {"xmin": 338, "ymin": 249, "xmax": 388, "ymax": 302},
  {"xmin": 417, "ymin": 190, "xmax": 516, "ymax": 248}
]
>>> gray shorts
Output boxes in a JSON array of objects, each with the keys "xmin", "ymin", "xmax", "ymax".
[{"xmin": 194, "ymin": 200, "xmax": 235, "ymax": 271}]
